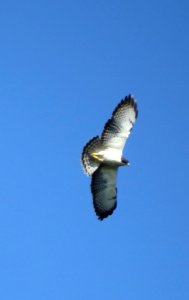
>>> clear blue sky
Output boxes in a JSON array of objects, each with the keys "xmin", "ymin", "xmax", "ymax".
[{"xmin": 0, "ymin": 1, "xmax": 188, "ymax": 299}]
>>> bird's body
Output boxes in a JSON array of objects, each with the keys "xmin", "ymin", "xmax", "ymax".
[{"xmin": 81, "ymin": 95, "xmax": 138, "ymax": 220}]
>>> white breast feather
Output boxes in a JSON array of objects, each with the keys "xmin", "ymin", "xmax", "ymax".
[{"xmin": 98, "ymin": 148, "xmax": 122, "ymax": 162}]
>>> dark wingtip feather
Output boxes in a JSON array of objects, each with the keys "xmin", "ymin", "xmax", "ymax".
[
  {"xmin": 96, "ymin": 202, "xmax": 117, "ymax": 220},
  {"xmin": 113, "ymin": 94, "xmax": 138, "ymax": 119}
]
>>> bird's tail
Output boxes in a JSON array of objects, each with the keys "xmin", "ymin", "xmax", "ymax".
[{"xmin": 81, "ymin": 136, "xmax": 102, "ymax": 176}]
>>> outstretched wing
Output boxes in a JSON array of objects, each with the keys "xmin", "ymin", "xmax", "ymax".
[
  {"xmin": 91, "ymin": 165, "xmax": 118, "ymax": 220},
  {"xmin": 101, "ymin": 95, "xmax": 138, "ymax": 152}
]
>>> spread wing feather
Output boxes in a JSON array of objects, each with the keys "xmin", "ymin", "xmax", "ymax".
[
  {"xmin": 91, "ymin": 165, "xmax": 118, "ymax": 220},
  {"xmin": 101, "ymin": 95, "xmax": 138, "ymax": 152}
]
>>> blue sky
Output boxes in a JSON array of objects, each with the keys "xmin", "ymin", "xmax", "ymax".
[{"xmin": 0, "ymin": 0, "xmax": 188, "ymax": 299}]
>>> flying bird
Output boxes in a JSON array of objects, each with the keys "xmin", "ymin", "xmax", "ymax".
[{"xmin": 81, "ymin": 95, "xmax": 138, "ymax": 220}]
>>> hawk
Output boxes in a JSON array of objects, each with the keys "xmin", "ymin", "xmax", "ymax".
[{"xmin": 81, "ymin": 95, "xmax": 138, "ymax": 220}]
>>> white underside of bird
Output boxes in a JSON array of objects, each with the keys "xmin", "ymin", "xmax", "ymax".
[{"xmin": 81, "ymin": 94, "xmax": 138, "ymax": 220}]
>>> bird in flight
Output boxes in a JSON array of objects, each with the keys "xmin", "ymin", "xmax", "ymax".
[{"xmin": 81, "ymin": 95, "xmax": 138, "ymax": 220}]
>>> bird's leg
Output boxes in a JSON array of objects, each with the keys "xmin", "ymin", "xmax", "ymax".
[{"xmin": 90, "ymin": 152, "xmax": 104, "ymax": 162}]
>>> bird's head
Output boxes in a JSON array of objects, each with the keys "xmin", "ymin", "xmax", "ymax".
[{"xmin": 121, "ymin": 156, "xmax": 130, "ymax": 166}]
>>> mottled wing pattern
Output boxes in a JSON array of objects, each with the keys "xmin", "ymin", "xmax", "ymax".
[
  {"xmin": 81, "ymin": 136, "xmax": 102, "ymax": 176},
  {"xmin": 101, "ymin": 95, "xmax": 138, "ymax": 151},
  {"xmin": 91, "ymin": 165, "xmax": 118, "ymax": 220}
]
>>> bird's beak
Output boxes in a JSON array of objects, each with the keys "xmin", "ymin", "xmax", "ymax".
[{"xmin": 122, "ymin": 156, "xmax": 130, "ymax": 166}]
